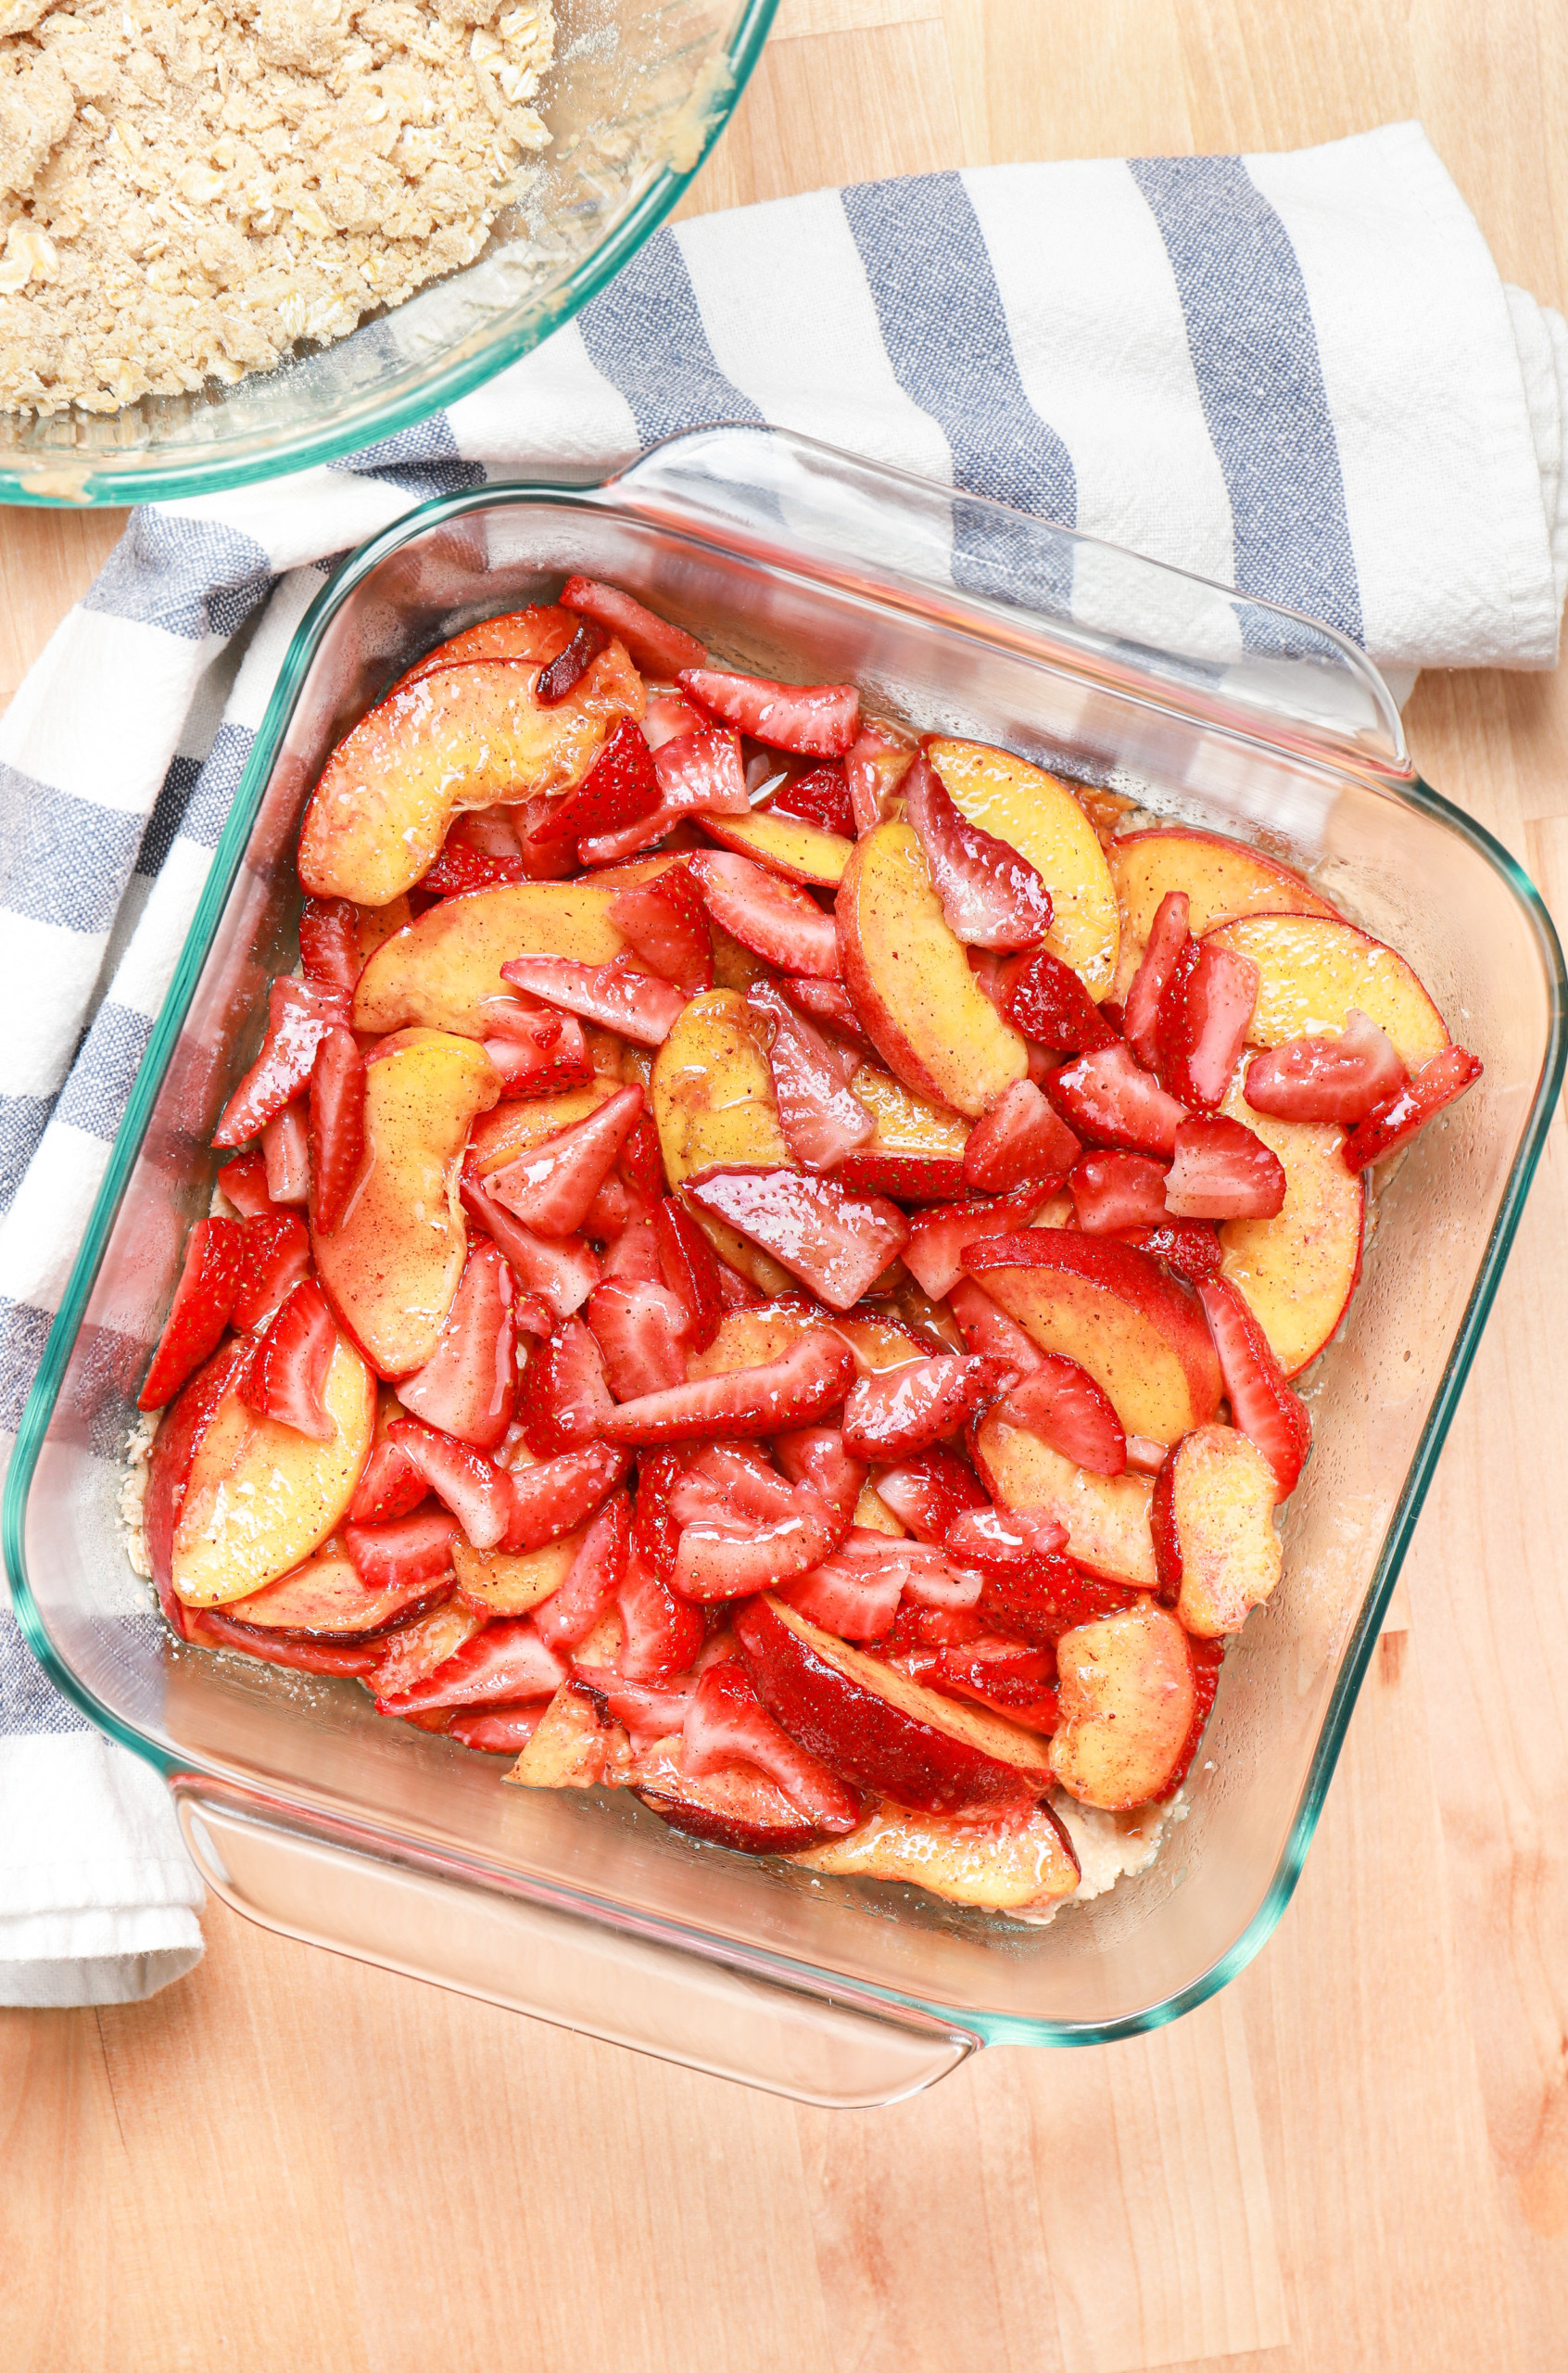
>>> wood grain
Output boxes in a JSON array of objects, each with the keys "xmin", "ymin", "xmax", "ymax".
[{"xmin": 6, "ymin": 4, "xmax": 1568, "ymax": 2368}]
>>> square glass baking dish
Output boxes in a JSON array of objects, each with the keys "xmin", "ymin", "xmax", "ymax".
[{"xmin": 6, "ymin": 429, "xmax": 1564, "ymax": 2105}]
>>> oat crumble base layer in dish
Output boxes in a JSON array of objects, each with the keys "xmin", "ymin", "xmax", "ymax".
[{"xmin": 0, "ymin": 0, "xmax": 556, "ymax": 416}]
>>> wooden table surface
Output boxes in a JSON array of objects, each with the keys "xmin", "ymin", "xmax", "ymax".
[{"xmin": 6, "ymin": 4, "xmax": 1568, "ymax": 2367}]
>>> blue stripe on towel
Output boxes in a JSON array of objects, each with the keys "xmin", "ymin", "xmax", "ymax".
[
  {"xmin": 1129, "ymin": 155, "xmax": 1363, "ymax": 646},
  {"xmin": 840, "ymin": 172, "xmax": 1077, "ymax": 613},
  {"xmin": 577, "ymin": 229, "xmax": 767, "ymax": 446}
]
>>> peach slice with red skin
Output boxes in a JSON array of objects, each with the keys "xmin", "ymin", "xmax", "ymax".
[
  {"xmin": 1152, "ymin": 1423, "xmax": 1282, "ymax": 1637},
  {"xmin": 1203, "ymin": 913, "xmax": 1449, "ymax": 1072},
  {"xmin": 628, "ymin": 1738, "xmax": 826, "ymax": 1854},
  {"xmin": 925, "ymin": 739, "xmax": 1119, "ymax": 995},
  {"xmin": 351, "ymin": 882, "xmax": 632, "ymax": 1040},
  {"xmin": 1108, "ymin": 828, "xmax": 1337, "ymax": 999},
  {"xmin": 221, "ymin": 1539, "xmax": 449, "ymax": 1640},
  {"xmin": 1049, "ymin": 1601, "xmax": 1197, "ymax": 1808},
  {"xmin": 700, "ymin": 809, "xmax": 854, "ymax": 888},
  {"xmin": 1215, "ymin": 1079, "xmax": 1364, "ymax": 1377},
  {"xmin": 791, "ymin": 1798, "xmax": 1081, "ymax": 1910},
  {"xmin": 971, "ymin": 1409, "xmax": 1157, "ymax": 1590}
]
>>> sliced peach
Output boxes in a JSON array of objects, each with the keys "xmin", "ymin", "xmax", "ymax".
[
  {"xmin": 971, "ymin": 1410, "xmax": 1157, "ymax": 1590},
  {"xmin": 299, "ymin": 643, "xmax": 643, "ymax": 906},
  {"xmin": 831, "ymin": 1308, "xmax": 930, "ymax": 1373},
  {"xmin": 683, "ymin": 1298, "xmax": 827, "ymax": 1381},
  {"xmin": 352, "ymin": 882, "xmax": 630, "ymax": 1039},
  {"xmin": 628, "ymin": 1736, "xmax": 824, "ymax": 1855},
  {"xmin": 925, "ymin": 738, "xmax": 1119, "ymax": 995},
  {"xmin": 853, "ymin": 1482, "xmax": 906, "ymax": 1536},
  {"xmin": 701, "ymin": 809, "xmax": 854, "ymax": 887},
  {"xmin": 965, "ymin": 1229, "xmax": 1220, "ymax": 1445},
  {"xmin": 508, "ymin": 1679, "xmax": 628, "ymax": 1789},
  {"xmin": 1217, "ymin": 1080, "xmax": 1363, "ymax": 1377},
  {"xmin": 1050, "ymin": 1601, "xmax": 1195, "ymax": 1808},
  {"xmin": 398, "ymin": 604, "xmax": 576, "ymax": 683},
  {"xmin": 836, "ymin": 820, "xmax": 1028, "ymax": 1119},
  {"xmin": 1152, "ymin": 1423, "xmax": 1281, "ymax": 1637},
  {"xmin": 468, "ymin": 1081, "xmax": 618, "ymax": 1180},
  {"xmin": 791, "ymin": 1798, "xmax": 1080, "ymax": 1910},
  {"xmin": 850, "ymin": 1062, "xmax": 968, "ymax": 1168},
  {"xmin": 651, "ymin": 988, "xmax": 796, "ymax": 1293},
  {"xmin": 312, "ymin": 1028, "xmax": 500, "ymax": 1378},
  {"xmin": 1109, "ymin": 828, "xmax": 1336, "ymax": 998},
  {"xmin": 451, "ymin": 1531, "xmax": 582, "ymax": 1617},
  {"xmin": 1204, "ymin": 914, "xmax": 1449, "ymax": 1071},
  {"xmin": 171, "ymin": 1333, "xmax": 374, "ymax": 1606}
]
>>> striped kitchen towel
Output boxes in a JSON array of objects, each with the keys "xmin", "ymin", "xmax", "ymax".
[{"xmin": 3, "ymin": 120, "xmax": 1565, "ymax": 2006}]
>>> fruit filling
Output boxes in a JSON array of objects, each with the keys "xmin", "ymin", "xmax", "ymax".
[{"xmin": 131, "ymin": 582, "xmax": 1482, "ymax": 1922}]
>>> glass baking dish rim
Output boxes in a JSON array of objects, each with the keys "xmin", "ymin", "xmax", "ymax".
[{"xmin": 6, "ymin": 465, "xmax": 1562, "ymax": 2049}]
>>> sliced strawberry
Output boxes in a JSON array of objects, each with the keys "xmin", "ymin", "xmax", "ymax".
[
  {"xmin": 530, "ymin": 1489, "xmax": 633, "ymax": 1652},
  {"xmin": 377, "ymin": 1618, "xmax": 566, "ymax": 1716},
  {"xmin": 672, "ymin": 1440, "xmax": 825, "ymax": 1529},
  {"xmin": 262, "ymin": 1101, "xmax": 310, "ymax": 1205},
  {"xmin": 903, "ymin": 1181, "xmax": 1051, "ymax": 1300},
  {"xmin": 925, "ymin": 1639, "xmax": 1060, "ymax": 1732},
  {"xmin": 504, "ymin": 1441, "xmax": 629, "ymax": 1553},
  {"xmin": 386, "ymin": 1417, "xmax": 513, "ymax": 1549},
  {"xmin": 535, "ymin": 616, "xmax": 609, "ymax": 706},
  {"xmin": 462, "ymin": 1177, "xmax": 601, "ymax": 1319},
  {"xmin": 963, "ymin": 1078, "xmax": 1080, "ymax": 1195},
  {"xmin": 778, "ymin": 976, "xmax": 867, "ymax": 1044},
  {"xmin": 844, "ymin": 718, "xmax": 917, "ymax": 833},
  {"xmin": 365, "ymin": 1602, "xmax": 483, "ymax": 1699},
  {"xmin": 947, "ymin": 1276, "xmax": 1043, "ymax": 1377},
  {"xmin": 307, "ymin": 1024, "xmax": 364, "ymax": 1234},
  {"xmin": 770, "ymin": 763, "xmax": 854, "ymax": 836},
  {"xmin": 604, "ymin": 1214, "xmax": 663, "ymax": 1288},
  {"xmin": 298, "ymin": 897, "xmax": 362, "ymax": 997},
  {"xmin": 1341, "ymin": 1043, "xmax": 1483, "ymax": 1171},
  {"xmin": 1156, "ymin": 940, "xmax": 1259, "ymax": 1110},
  {"xmin": 231, "ymin": 1212, "xmax": 311, "ymax": 1331},
  {"xmin": 1122, "ymin": 892, "xmax": 1190, "ymax": 1068},
  {"xmin": 1165, "ymin": 1116, "xmax": 1286, "ymax": 1219},
  {"xmin": 560, "ymin": 576, "xmax": 705, "ymax": 676},
  {"xmin": 499, "ymin": 953, "xmax": 685, "ymax": 1047},
  {"xmin": 904, "ymin": 755, "xmax": 1053, "ymax": 950},
  {"xmin": 1195, "ymin": 1275, "xmax": 1311, "ymax": 1499},
  {"xmin": 1004, "ymin": 946, "xmax": 1115, "ymax": 1052},
  {"xmin": 715, "ymin": 1262, "xmax": 766, "ymax": 1311},
  {"xmin": 424, "ymin": 839, "xmax": 527, "ymax": 895},
  {"xmin": 1046, "ymin": 1041, "xmax": 1188, "ymax": 1157},
  {"xmin": 840, "ymin": 1529, "xmax": 981, "ymax": 1611},
  {"xmin": 998, "ymin": 1351, "xmax": 1127, "ymax": 1477},
  {"xmin": 616, "ymin": 1552, "xmax": 707, "ymax": 1678},
  {"xmin": 527, "ymin": 716, "xmax": 661, "ymax": 853},
  {"xmin": 747, "ymin": 979, "xmax": 874, "ymax": 1172},
  {"xmin": 618, "ymin": 1114, "xmax": 666, "ymax": 1200},
  {"xmin": 514, "ymin": 1318, "xmax": 615, "ymax": 1453},
  {"xmin": 240, "ymin": 1276, "xmax": 336, "ymax": 1440},
  {"xmin": 678, "ymin": 667, "xmax": 860, "ymax": 760},
  {"xmin": 641, "ymin": 689, "xmax": 706, "ymax": 751},
  {"xmin": 212, "ymin": 978, "xmax": 348, "ymax": 1149},
  {"xmin": 684, "ymin": 1167, "xmax": 905, "ymax": 1311},
  {"xmin": 873, "ymin": 1446, "xmax": 991, "ymax": 1542},
  {"xmin": 608, "ymin": 865, "xmax": 713, "ymax": 994},
  {"xmin": 651, "ymin": 724, "xmax": 749, "ymax": 815},
  {"xmin": 216, "ymin": 1152, "xmax": 278, "ymax": 1220},
  {"xmin": 588, "ymin": 1278, "xmax": 689, "ymax": 1399},
  {"xmin": 1242, "ymin": 1008, "xmax": 1408, "ymax": 1125},
  {"xmin": 482, "ymin": 1006, "xmax": 594, "ymax": 1099},
  {"xmin": 630, "ymin": 1445, "xmax": 686, "ymax": 1586},
  {"xmin": 348, "ymin": 1428, "xmax": 429, "ymax": 1524},
  {"xmin": 396, "ymin": 1240, "xmax": 515, "ymax": 1446},
  {"xmin": 833, "ymin": 1151, "xmax": 967, "ymax": 1202},
  {"xmin": 486, "ymin": 1083, "xmax": 645, "ymax": 1237},
  {"xmin": 673, "ymin": 1470, "xmax": 844, "ymax": 1599},
  {"xmin": 602, "ymin": 1328, "xmax": 856, "ymax": 1445},
  {"xmin": 947, "ymin": 1504, "xmax": 1068, "ymax": 1565},
  {"xmin": 652, "ymin": 1196, "xmax": 723, "ymax": 1351},
  {"xmin": 680, "ymin": 1659, "xmax": 862, "ymax": 1828},
  {"xmin": 580, "ymin": 1174, "xmax": 630, "ymax": 1244},
  {"xmin": 1112, "ymin": 1218, "xmax": 1223, "ymax": 1282},
  {"xmin": 137, "ymin": 1216, "xmax": 243, "ymax": 1410},
  {"xmin": 779, "ymin": 1552, "xmax": 904, "ymax": 1641},
  {"xmin": 343, "ymin": 1507, "xmax": 460, "ymax": 1590},
  {"xmin": 191, "ymin": 1611, "xmax": 384, "ymax": 1676},
  {"xmin": 772, "ymin": 1426, "xmax": 866, "ymax": 1525},
  {"xmin": 972, "ymin": 1548, "xmax": 1137, "ymax": 1651},
  {"xmin": 1069, "ymin": 1149, "xmax": 1170, "ymax": 1233},
  {"xmin": 841, "ymin": 1354, "xmax": 1011, "ymax": 1462},
  {"xmin": 689, "ymin": 850, "xmax": 840, "ymax": 977},
  {"xmin": 448, "ymin": 1704, "xmax": 548, "ymax": 1754}
]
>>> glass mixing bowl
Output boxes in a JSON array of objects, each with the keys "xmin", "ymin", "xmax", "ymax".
[
  {"xmin": 5, "ymin": 431, "xmax": 1562, "ymax": 2103},
  {"xmin": 1, "ymin": 0, "xmax": 777, "ymax": 507}
]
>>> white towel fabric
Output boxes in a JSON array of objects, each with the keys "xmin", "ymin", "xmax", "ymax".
[{"xmin": 3, "ymin": 121, "xmax": 1565, "ymax": 2008}]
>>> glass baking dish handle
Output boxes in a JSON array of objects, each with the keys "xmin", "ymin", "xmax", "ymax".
[{"xmin": 171, "ymin": 1779, "xmax": 978, "ymax": 2107}]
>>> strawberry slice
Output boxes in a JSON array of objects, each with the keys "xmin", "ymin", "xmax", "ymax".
[
  {"xmin": 448, "ymin": 1704, "xmax": 548, "ymax": 1754},
  {"xmin": 1195, "ymin": 1276, "xmax": 1311, "ymax": 1499},
  {"xmin": 772, "ymin": 1426, "xmax": 866, "ymax": 1524},
  {"xmin": 1069, "ymin": 1150, "xmax": 1170, "ymax": 1233},
  {"xmin": 968, "ymin": 1545, "xmax": 1136, "ymax": 1651},
  {"xmin": 618, "ymin": 1115, "xmax": 665, "ymax": 1201},
  {"xmin": 616, "ymin": 1552, "xmax": 707, "ymax": 1678},
  {"xmin": 396, "ymin": 1240, "xmax": 515, "ymax": 1446},
  {"xmin": 948, "ymin": 1276, "xmax": 1043, "ymax": 1377},
  {"xmin": 904, "ymin": 756, "xmax": 1053, "ymax": 950},
  {"xmin": 212, "ymin": 978, "xmax": 348, "ymax": 1149},
  {"xmin": 779, "ymin": 1552, "xmax": 904, "ymax": 1641},
  {"xmin": 499, "ymin": 953, "xmax": 685, "ymax": 1047},
  {"xmin": 366, "ymin": 1602, "xmax": 483, "ymax": 1698},
  {"xmin": 844, "ymin": 718, "xmax": 917, "ymax": 833},
  {"xmin": 601, "ymin": 1329, "xmax": 856, "ymax": 1445},
  {"xmin": 1004, "ymin": 946, "xmax": 1116, "ymax": 1052},
  {"xmin": 262, "ymin": 1102, "xmax": 310, "ymax": 1205},
  {"xmin": 462, "ymin": 1177, "xmax": 601, "ymax": 1319},
  {"xmin": 652, "ymin": 1197, "xmax": 723, "ymax": 1350},
  {"xmin": 925, "ymin": 1640, "xmax": 1060, "ymax": 1732},
  {"xmin": 577, "ymin": 1667, "xmax": 704, "ymax": 1749},
  {"xmin": 343, "ymin": 1507, "xmax": 460, "ymax": 1590},
  {"xmin": 771, "ymin": 763, "xmax": 854, "ymax": 836},
  {"xmin": 216, "ymin": 1152, "xmax": 279, "ymax": 1219},
  {"xmin": 486, "ymin": 1083, "xmax": 646, "ymax": 1237},
  {"xmin": 678, "ymin": 667, "xmax": 860, "ymax": 760},
  {"xmin": 873, "ymin": 1446, "xmax": 992, "ymax": 1542},
  {"xmin": 672, "ymin": 1471, "xmax": 844, "ymax": 1600},
  {"xmin": 680, "ymin": 1660, "xmax": 862, "ymax": 1828},
  {"xmin": 560, "ymin": 575, "xmax": 707, "ymax": 677},
  {"xmin": 947, "ymin": 1504, "xmax": 1068, "ymax": 1563},
  {"xmin": 1156, "ymin": 940, "xmax": 1260, "ymax": 1110},
  {"xmin": 839, "ymin": 1529, "xmax": 980, "ymax": 1611},
  {"xmin": 532, "ymin": 1490, "xmax": 632, "ymax": 1652},
  {"xmin": 1165, "ymin": 1116, "xmax": 1286, "ymax": 1219},
  {"xmin": 527, "ymin": 716, "xmax": 661, "ymax": 852},
  {"xmin": 604, "ymin": 1212, "xmax": 663, "ymax": 1287},
  {"xmin": 903, "ymin": 1181, "xmax": 1052, "ymax": 1300},
  {"xmin": 962, "ymin": 1078, "xmax": 1080, "ymax": 1195},
  {"xmin": 779, "ymin": 976, "xmax": 869, "ymax": 1045},
  {"xmin": 240, "ymin": 1276, "xmax": 337, "ymax": 1440},
  {"xmin": 513, "ymin": 1317, "xmax": 615, "ymax": 1453},
  {"xmin": 1111, "ymin": 1218, "xmax": 1223, "ymax": 1282},
  {"xmin": 191, "ymin": 1611, "xmax": 384, "ymax": 1677},
  {"xmin": 1340, "ymin": 1044, "xmax": 1483, "ymax": 1171},
  {"xmin": 1121, "ymin": 892, "xmax": 1190, "ymax": 1068},
  {"xmin": 424, "ymin": 838, "xmax": 527, "ymax": 895},
  {"xmin": 307, "ymin": 1025, "xmax": 365, "ymax": 1233},
  {"xmin": 715, "ymin": 1263, "xmax": 766, "ymax": 1310},
  {"xmin": 689, "ymin": 851, "xmax": 841, "ymax": 976},
  {"xmin": 608, "ymin": 865, "xmax": 713, "ymax": 994},
  {"xmin": 672, "ymin": 1440, "xmax": 825, "ymax": 1529},
  {"xmin": 841, "ymin": 1354, "xmax": 1012, "ymax": 1462},
  {"xmin": 641, "ymin": 689, "xmax": 705, "ymax": 751},
  {"xmin": 298, "ymin": 897, "xmax": 363, "ymax": 997},
  {"xmin": 588, "ymin": 1278, "xmax": 689, "ymax": 1399},
  {"xmin": 997, "ymin": 1351, "xmax": 1127, "ymax": 1477},
  {"xmin": 386, "ymin": 1416, "xmax": 513, "ymax": 1549},
  {"xmin": 482, "ymin": 1006, "xmax": 594, "ymax": 1099},
  {"xmin": 684, "ymin": 1166, "xmax": 906, "ymax": 1311},
  {"xmin": 504, "ymin": 1443, "xmax": 630, "ymax": 1553},
  {"xmin": 1243, "ymin": 1009, "xmax": 1408, "ymax": 1124},
  {"xmin": 651, "ymin": 724, "xmax": 749, "ymax": 815},
  {"xmin": 747, "ymin": 980, "xmax": 874, "ymax": 1172},
  {"xmin": 630, "ymin": 1445, "xmax": 686, "ymax": 1586},
  {"xmin": 231, "ymin": 1212, "xmax": 311, "ymax": 1331},
  {"xmin": 137, "ymin": 1216, "xmax": 243, "ymax": 1410},
  {"xmin": 348, "ymin": 1428, "xmax": 429, "ymax": 1524},
  {"xmin": 1046, "ymin": 1041, "xmax": 1188, "ymax": 1157},
  {"xmin": 535, "ymin": 616, "xmax": 609, "ymax": 706},
  {"xmin": 377, "ymin": 1618, "xmax": 566, "ymax": 1717}
]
